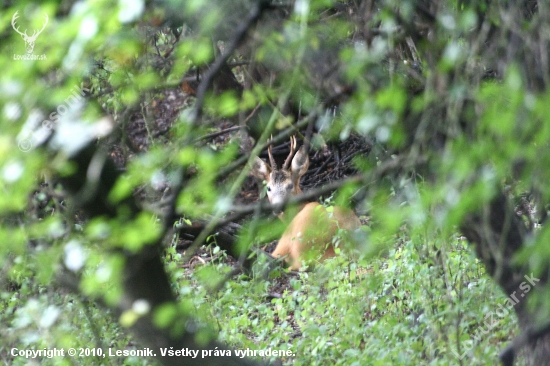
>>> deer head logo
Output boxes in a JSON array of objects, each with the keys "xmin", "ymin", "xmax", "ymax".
[{"xmin": 11, "ymin": 11, "xmax": 49, "ymax": 54}]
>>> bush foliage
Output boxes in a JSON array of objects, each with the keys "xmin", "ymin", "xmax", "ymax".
[{"xmin": 1, "ymin": 0, "xmax": 549, "ymax": 365}]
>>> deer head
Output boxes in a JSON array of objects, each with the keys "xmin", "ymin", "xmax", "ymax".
[
  {"xmin": 12, "ymin": 11, "xmax": 49, "ymax": 54},
  {"xmin": 251, "ymin": 136, "xmax": 309, "ymax": 210}
]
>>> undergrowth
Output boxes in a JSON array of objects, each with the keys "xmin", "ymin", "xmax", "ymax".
[{"xmin": 171, "ymin": 234, "xmax": 520, "ymax": 365}]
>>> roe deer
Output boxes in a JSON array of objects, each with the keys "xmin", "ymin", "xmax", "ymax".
[{"xmin": 251, "ymin": 136, "xmax": 360, "ymax": 270}]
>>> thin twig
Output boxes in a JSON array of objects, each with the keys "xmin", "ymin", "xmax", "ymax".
[
  {"xmin": 194, "ymin": 126, "xmax": 246, "ymax": 143},
  {"xmin": 189, "ymin": 1, "xmax": 270, "ymax": 126},
  {"xmin": 217, "ymin": 107, "xmax": 318, "ymax": 178},
  {"xmin": 213, "ymin": 152, "xmax": 418, "ymax": 228}
]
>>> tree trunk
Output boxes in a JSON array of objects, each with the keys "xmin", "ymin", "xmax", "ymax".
[{"xmin": 460, "ymin": 192, "xmax": 550, "ymax": 365}]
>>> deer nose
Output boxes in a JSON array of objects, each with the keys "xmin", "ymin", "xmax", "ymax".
[
  {"xmin": 268, "ymin": 196, "xmax": 285, "ymax": 215},
  {"xmin": 272, "ymin": 206, "xmax": 283, "ymax": 216}
]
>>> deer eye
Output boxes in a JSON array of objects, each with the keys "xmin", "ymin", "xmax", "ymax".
[{"xmin": 267, "ymin": 186, "xmax": 271, "ymax": 192}]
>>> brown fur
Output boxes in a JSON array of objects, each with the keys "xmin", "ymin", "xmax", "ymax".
[
  {"xmin": 251, "ymin": 137, "xmax": 360, "ymax": 270},
  {"xmin": 272, "ymin": 202, "xmax": 360, "ymax": 270}
]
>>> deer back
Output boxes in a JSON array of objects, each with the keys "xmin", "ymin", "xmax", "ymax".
[{"xmin": 272, "ymin": 202, "xmax": 360, "ymax": 270}]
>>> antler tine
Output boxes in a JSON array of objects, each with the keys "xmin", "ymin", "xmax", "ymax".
[
  {"xmin": 282, "ymin": 136, "xmax": 297, "ymax": 170},
  {"xmin": 32, "ymin": 14, "xmax": 48, "ymax": 37},
  {"xmin": 38, "ymin": 14, "xmax": 49, "ymax": 34},
  {"xmin": 11, "ymin": 11, "xmax": 25, "ymax": 36},
  {"xmin": 268, "ymin": 135, "xmax": 277, "ymax": 170}
]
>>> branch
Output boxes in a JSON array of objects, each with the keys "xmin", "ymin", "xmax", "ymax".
[
  {"xmin": 217, "ymin": 113, "xmax": 316, "ymax": 178},
  {"xmin": 189, "ymin": 0, "xmax": 271, "ymax": 126},
  {"xmin": 241, "ymin": 153, "xmax": 408, "ymax": 214},
  {"xmin": 194, "ymin": 125, "xmax": 247, "ymax": 143},
  {"xmin": 460, "ymin": 192, "xmax": 528, "ymax": 295},
  {"xmin": 183, "ymin": 150, "xmax": 424, "ymax": 274},
  {"xmin": 217, "ymin": 85, "xmax": 357, "ymax": 178},
  {"xmin": 500, "ymin": 319, "xmax": 550, "ymax": 366},
  {"xmin": 53, "ymin": 141, "xmax": 260, "ymax": 366}
]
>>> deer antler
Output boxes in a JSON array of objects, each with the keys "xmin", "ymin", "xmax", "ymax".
[
  {"xmin": 32, "ymin": 14, "xmax": 49, "ymax": 38},
  {"xmin": 268, "ymin": 135, "xmax": 277, "ymax": 170},
  {"xmin": 11, "ymin": 11, "xmax": 27, "ymax": 37},
  {"xmin": 282, "ymin": 136, "xmax": 297, "ymax": 170},
  {"xmin": 11, "ymin": 12, "xmax": 48, "ymax": 39}
]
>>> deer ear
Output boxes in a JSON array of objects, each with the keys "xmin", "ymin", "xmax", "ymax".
[
  {"xmin": 250, "ymin": 157, "xmax": 271, "ymax": 181},
  {"xmin": 291, "ymin": 146, "xmax": 309, "ymax": 182}
]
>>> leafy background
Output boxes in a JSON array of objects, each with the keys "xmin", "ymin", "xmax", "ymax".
[{"xmin": 1, "ymin": 0, "xmax": 549, "ymax": 365}]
